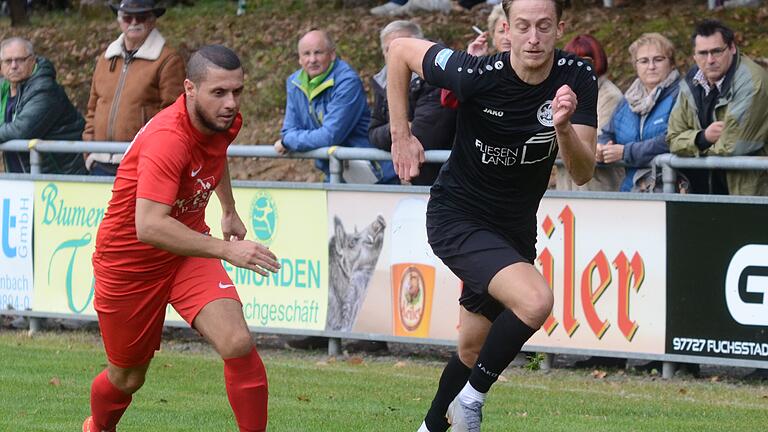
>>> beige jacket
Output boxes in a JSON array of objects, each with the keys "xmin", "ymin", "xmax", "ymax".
[{"xmin": 83, "ymin": 28, "xmax": 185, "ymax": 168}]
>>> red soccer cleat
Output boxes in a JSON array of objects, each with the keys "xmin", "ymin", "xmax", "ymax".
[
  {"xmin": 82, "ymin": 416, "xmax": 94, "ymax": 432},
  {"xmin": 82, "ymin": 416, "xmax": 114, "ymax": 432}
]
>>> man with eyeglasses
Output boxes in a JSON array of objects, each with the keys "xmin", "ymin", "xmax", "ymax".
[
  {"xmin": 668, "ymin": 19, "xmax": 768, "ymax": 196},
  {"xmin": 83, "ymin": 0, "xmax": 185, "ymax": 176},
  {"xmin": 0, "ymin": 37, "xmax": 87, "ymax": 174}
]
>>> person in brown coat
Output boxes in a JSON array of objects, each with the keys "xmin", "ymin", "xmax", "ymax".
[{"xmin": 83, "ymin": 0, "xmax": 185, "ymax": 175}]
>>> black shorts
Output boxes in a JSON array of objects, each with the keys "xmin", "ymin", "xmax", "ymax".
[{"xmin": 426, "ymin": 200, "xmax": 536, "ymax": 322}]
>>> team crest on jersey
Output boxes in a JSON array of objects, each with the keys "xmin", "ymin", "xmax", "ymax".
[
  {"xmin": 537, "ymin": 100, "xmax": 554, "ymax": 127},
  {"xmin": 173, "ymin": 176, "xmax": 215, "ymax": 216},
  {"xmin": 434, "ymin": 48, "xmax": 453, "ymax": 71}
]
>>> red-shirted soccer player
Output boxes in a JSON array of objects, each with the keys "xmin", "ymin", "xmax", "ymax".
[{"xmin": 83, "ymin": 45, "xmax": 280, "ymax": 432}]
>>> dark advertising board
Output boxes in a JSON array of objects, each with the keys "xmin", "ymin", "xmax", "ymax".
[{"xmin": 666, "ymin": 201, "xmax": 768, "ymax": 362}]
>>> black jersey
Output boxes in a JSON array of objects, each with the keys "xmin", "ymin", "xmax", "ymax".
[{"xmin": 422, "ymin": 44, "xmax": 598, "ymax": 235}]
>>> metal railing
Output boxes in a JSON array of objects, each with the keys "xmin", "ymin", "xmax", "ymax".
[{"xmin": 3, "ymin": 139, "xmax": 767, "ymax": 190}]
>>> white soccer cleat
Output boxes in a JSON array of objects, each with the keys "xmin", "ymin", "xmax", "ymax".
[
  {"xmin": 417, "ymin": 420, "xmax": 431, "ymax": 432},
  {"xmin": 447, "ymin": 396, "xmax": 483, "ymax": 432}
]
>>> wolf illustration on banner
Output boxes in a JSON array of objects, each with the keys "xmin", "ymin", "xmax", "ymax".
[{"xmin": 326, "ymin": 215, "xmax": 386, "ymax": 331}]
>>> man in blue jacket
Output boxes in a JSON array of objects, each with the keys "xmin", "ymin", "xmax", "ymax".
[{"xmin": 274, "ymin": 29, "xmax": 397, "ymax": 184}]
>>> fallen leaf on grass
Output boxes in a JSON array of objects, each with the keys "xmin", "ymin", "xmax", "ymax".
[
  {"xmin": 163, "ymin": 363, "xmax": 173, "ymax": 368},
  {"xmin": 497, "ymin": 375, "xmax": 509, "ymax": 382},
  {"xmin": 517, "ymin": 411, "xmax": 528, "ymax": 417},
  {"xmin": 297, "ymin": 395, "xmax": 310, "ymax": 402},
  {"xmin": 315, "ymin": 360, "xmax": 328, "ymax": 366},
  {"xmin": 591, "ymin": 370, "xmax": 608, "ymax": 379},
  {"xmin": 347, "ymin": 356, "xmax": 364, "ymax": 365},
  {"xmin": 710, "ymin": 376, "xmax": 721, "ymax": 383},
  {"xmin": 394, "ymin": 361, "xmax": 407, "ymax": 368},
  {"xmin": 49, "ymin": 377, "xmax": 61, "ymax": 387},
  {"xmin": 159, "ymin": 399, "xmax": 168, "ymax": 404},
  {"xmin": 678, "ymin": 388, "xmax": 687, "ymax": 394}
]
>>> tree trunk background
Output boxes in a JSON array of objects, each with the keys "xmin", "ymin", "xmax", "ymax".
[{"xmin": 9, "ymin": 0, "xmax": 29, "ymax": 27}]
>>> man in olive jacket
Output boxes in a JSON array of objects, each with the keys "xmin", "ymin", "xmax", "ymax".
[
  {"xmin": 667, "ymin": 20, "xmax": 768, "ymax": 196},
  {"xmin": 0, "ymin": 37, "xmax": 86, "ymax": 174}
]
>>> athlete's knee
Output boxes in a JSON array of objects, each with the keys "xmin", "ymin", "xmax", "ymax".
[
  {"xmin": 217, "ymin": 329, "xmax": 254, "ymax": 359},
  {"xmin": 521, "ymin": 286, "xmax": 554, "ymax": 327},
  {"xmin": 457, "ymin": 345, "xmax": 480, "ymax": 367},
  {"xmin": 108, "ymin": 366, "xmax": 147, "ymax": 394}
]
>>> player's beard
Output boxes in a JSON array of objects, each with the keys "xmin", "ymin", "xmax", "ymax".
[{"xmin": 194, "ymin": 101, "xmax": 235, "ymax": 133}]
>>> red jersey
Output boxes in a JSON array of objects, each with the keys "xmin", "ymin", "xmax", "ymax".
[{"xmin": 93, "ymin": 95, "xmax": 242, "ymax": 278}]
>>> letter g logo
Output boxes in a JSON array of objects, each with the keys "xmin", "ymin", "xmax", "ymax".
[{"xmin": 725, "ymin": 244, "xmax": 768, "ymax": 326}]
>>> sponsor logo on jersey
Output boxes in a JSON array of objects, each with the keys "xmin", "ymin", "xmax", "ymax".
[
  {"xmin": 251, "ymin": 191, "xmax": 277, "ymax": 246},
  {"xmin": 474, "ymin": 131, "xmax": 557, "ymax": 167},
  {"xmin": 537, "ymin": 100, "xmax": 554, "ymax": 127},
  {"xmin": 191, "ymin": 165, "xmax": 202, "ymax": 177},
  {"xmin": 482, "ymin": 107, "xmax": 504, "ymax": 117},
  {"xmin": 218, "ymin": 282, "xmax": 236, "ymax": 289},
  {"xmin": 434, "ymin": 48, "xmax": 453, "ymax": 71}
]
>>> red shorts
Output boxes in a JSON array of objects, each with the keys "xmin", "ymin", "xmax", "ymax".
[{"xmin": 93, "ymin": 256, "xmax": 241, "ymax": 368}]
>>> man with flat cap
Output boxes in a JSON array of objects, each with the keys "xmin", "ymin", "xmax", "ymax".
[{"xmin": 83, "ymin": 0, "xmax": 185, "ymax": 176}]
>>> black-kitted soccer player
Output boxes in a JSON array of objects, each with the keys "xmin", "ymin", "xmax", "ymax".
[{"xmin": 386, "ymin": 1, "xmax": 597, "ymax": 431}]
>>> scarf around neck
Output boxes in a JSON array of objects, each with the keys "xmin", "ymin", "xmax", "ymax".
[
  {"xmin": 299, "ymin": 59, "xmax": 336, "ymax": 97},
  {"xmin": 625, "ymin": 69, "xmax": 680, "ymax": 116}
]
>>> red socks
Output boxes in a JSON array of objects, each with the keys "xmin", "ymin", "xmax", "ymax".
[
  {"xmin": 89, "ymin": 348, "xmax": 267, "ymax": 432},
  {"xmin": 90, "ymin": 369, "xmax": 132, "ymax": 431},
  {"xmin": 224, "ymin": 347, "xmax": 269, "ymax": 432}
]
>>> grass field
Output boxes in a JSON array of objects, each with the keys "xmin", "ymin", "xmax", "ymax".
[{"xmin": 1, "ymin": 331, "xmax": 767, "ymax": 431}]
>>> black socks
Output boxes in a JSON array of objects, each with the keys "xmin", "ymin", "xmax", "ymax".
[
  {"xmin": 468, "ymin": 309, "xmax": 537, "ymax": 393},
  {"xmin": 424, "ymin": 353, "xmax": 471, "ymax": 432}
]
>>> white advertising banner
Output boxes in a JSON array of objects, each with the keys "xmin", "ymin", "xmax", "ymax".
[
  {"xmin": 328, "ymin": 191, "xmax": 667, "ymax": 354},
  {"xmin": 529, "ymin": 198, "xmax": 667, "ymax": 354},
  {"xmin": 0, "ymin": 180, "xmax": 34, "ymax": 311}
]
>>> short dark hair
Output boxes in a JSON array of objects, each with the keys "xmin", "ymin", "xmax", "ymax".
[
  {"xmin": 563, "ymin": 34, "xmax": 608, "ymax": 76},
  {"xmin": 502, "ymin": 0, "xmax": 566, "ymax": 21},
  {"xmin": 187, "ymin": 44, "xmax": 242, "ymax": 84},
  {"xmin": 692, "ymin": 19, "xmax": 735, "ymax": 48}
]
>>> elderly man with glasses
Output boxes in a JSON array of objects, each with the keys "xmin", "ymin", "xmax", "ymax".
[
  {"xmin": 0, "ymin": 37, "xmax": 87, "ymax": 174},
  {"xmin": 667, "ymin": 19, "xmax": 768, "ymax": 196},
  {"xmin": 83, "ymin": 0, "xmax": 185, "ymax": 176}
]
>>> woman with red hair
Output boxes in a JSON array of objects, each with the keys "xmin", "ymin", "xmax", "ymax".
[{"xmin": 556, "ymin": 34, "xmax": 624, "ymax": 191}]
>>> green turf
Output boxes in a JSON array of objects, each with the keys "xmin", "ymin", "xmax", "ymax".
[{"xmin": 0, "ymin": 331, "xmax": 766, "ymax": 431}]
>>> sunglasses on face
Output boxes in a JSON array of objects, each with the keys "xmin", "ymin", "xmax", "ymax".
[{"xmin": 119, "ymin": 13, "xmax": 152, "ymax": 24}]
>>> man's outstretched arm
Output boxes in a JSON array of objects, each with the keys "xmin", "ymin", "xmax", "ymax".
[
  {"xmin": 135, "ymin": 198, "xmax": 279, "ymax": 276},
  {"xmin": 386, "ymin": 38, "xmax": 434, "ymax": 183}
]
